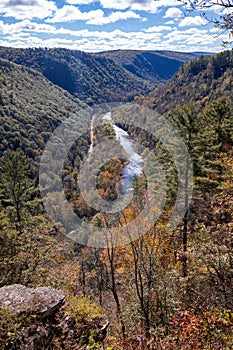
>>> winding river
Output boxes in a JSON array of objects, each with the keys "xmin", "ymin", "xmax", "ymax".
[{"xmin": 90, "ymin": 112, "xmax": 144, "ymax": 194}]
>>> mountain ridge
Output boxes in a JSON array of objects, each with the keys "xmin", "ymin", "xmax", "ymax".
[
  {"xmin": 95, "ymin": 49, "xmax": 198, "ymax": 84},
  {"xmin": 0, "ymin": 46, "xmax": 154, "ymax": 105},
  {"xmin": 0, "ymin": 57, "xmax": 88, "ymax": 160},
  {"xmin": 144, "ymin": 49, "xmax": 233, "ymax": 113},
  {"xmin": 0, "ymin": 46, "xmax": 199, "ymax": 105}
]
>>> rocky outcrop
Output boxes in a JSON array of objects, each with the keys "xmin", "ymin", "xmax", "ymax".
[
  {"xmin": 0, "ymin": 284, "xmax": 108, "ymax": 350},
  {"xmin": 0, "ymin": 284, "xmax": 65, "ymax": 317},
  {"xmin": 0, "ymin": 284, "xmax": 66, "ymax": 349}
]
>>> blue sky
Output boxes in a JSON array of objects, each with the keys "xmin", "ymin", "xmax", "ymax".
[{"xmin": 0, "ymin": 0, "xmax": 231, "ymax": 52}]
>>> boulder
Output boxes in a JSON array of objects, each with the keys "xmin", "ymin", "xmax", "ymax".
[
  {"xmin": 0, "ymin": 284, "xmax": 107, "ymax": 349},
  {"xmin": 0, "ymin": 284, "xmax": 65, "ymax": 317}
]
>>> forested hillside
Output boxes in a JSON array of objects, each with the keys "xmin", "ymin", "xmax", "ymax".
[
  {"xmin": 0, "ymin": 49, "xmax": 233, "ymax": 349},
  {"xmin": 96, "ymin": 49, "xmax": 197, "ymax": 83},
  {"xmin": 145, "ymin": 50, "xmax": 233, "ymax": 113},
  {"xmin": 0, "ymin": 46, "xmax": 155, "ymax": 105},
  {"xmin": 0, "ymin": 58, "xmax": 88, "ymax": 159}
]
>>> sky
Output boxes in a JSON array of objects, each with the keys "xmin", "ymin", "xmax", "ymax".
[{"xmin": 0, "ymin": 0, "xmax": 231, "ymax": 53}]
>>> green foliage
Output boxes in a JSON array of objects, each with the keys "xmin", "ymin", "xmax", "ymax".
[
  {"xmin": 0, "ymin": 149, "xmax": 34, "ymax": 228},
  {"xmin": 0, "ymin": 213, "xmax": 57, "ymax": 287},
  {"xmin": 204, "ymin": 96, "xmax": 233, "ymax": 146},
  {"xmin": 0, "ymin": 148, "xmax": 76, "ymax": 287},
  {"xmin": 87, "ymin": 330, "xmax": 102, "ymax": 349},
  {"xmin": 0, "ymin": 306, "xmax": 40, "ymax": 350},
  {"xmin": 0, "ymin": 58, "xmax": 85, "ymax": 159}
]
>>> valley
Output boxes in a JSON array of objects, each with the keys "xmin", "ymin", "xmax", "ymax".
[{"xmin": 0, "ymin": 46, "xmax": 233, "ymax": 349}]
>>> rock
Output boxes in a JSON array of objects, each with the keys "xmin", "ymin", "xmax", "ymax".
[
  {"xmin": 0, "ymin": 284, "xmax": 107, "ymax": 349},
  {"xmin": 0, "ymin": 284, "xmax": 65, "ymax": 317}
]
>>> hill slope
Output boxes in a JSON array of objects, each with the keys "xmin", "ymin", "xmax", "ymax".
[
  {"xmin": 0, "ymin": 47, "xmax": 154, "ymax": 105},
  {"xmin": 96, "ymin": 50, "xmax": 198, "ymax": 83},
  {"xmin": 145, "ymin": 50, "xmax": 233, "ymax": 113},
  {"xmin": 0, "ymin": 58, "xmax": 87, "ymax": 159}
]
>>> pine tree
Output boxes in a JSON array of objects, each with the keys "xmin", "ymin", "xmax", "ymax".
[{"xmin": 0, "ymin": 149, "xmax": 35, "ymax": 231}]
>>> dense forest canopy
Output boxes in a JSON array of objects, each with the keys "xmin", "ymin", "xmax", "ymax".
[
  {"xmin": 145, "ymin": 50, "xmax": 233, "ymax": 113},
  {"xmin": 0, "ymin": 47, "xmax": 155, "ymax": 105}
]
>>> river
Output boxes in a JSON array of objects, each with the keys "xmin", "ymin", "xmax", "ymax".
[{"xmin": 89, "ymin": 112, "xmax": 144, "ymax": 193}]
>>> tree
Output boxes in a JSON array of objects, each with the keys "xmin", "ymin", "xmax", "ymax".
[
  {"xmin": 0, "ymin": 149, "xmax": 35, "ymax": 231},
  {"xmin": 204, "ymin": 97, "xmax": 233, "ymax": 149},
  {"xmin": 193, "ymin": 153, "xmax": 233, "ymax": 310},
  {"xmin": 168, "ymin": 104, "xmax": 199, "ymax": 277},
  {"xmin": 103, "ymin": 223, "xmax": 126, "ymax": 340}
]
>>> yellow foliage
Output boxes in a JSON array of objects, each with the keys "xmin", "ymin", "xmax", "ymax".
[{"xmin": 65, "ymin": 295, "xmax": 102, "ymax": 325}]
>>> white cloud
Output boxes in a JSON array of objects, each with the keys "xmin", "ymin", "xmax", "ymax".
[
  {"xmin": 0, "ymin": 20, "xmax": 4, "ymax": 32},
  {"xmin": 0, "ymin": 0, "xmax": 183, "ymax": 22},
  {"xmin": 0, "ymin": 0, "xmax": 57, "ymax": 20},
  {"xmin": 66, "ymin": 0, "xmax": 96, "ymax": 4},
  {"xmin": 99, "ymin": 0, "xmax": 130, "ymax": 9},
  {"xmin": 179, "ymin": 16, "xmax": 208, "ymax": 27},
  {"xmin": 66, "ymin": 0, "xmax": 131, "ymax": 10},
  {"xmin": 201, "ymin": 4, "xmax": 224, "ymax": 15},
  {"xmin": 87, "ymin": 10, "xmax": 141, "ymax": 25},
  {"xmin": 66, "ymin": 0, "xmax": 181, "ymax": 13},
  {"xmin": 47, "ymin": 5, "xmax": 99, "ymax": 23},
  {"xmin": 0, "ymin": 24, "xmax": 225, "ymax": 52},
  {"xmin": 164, "ymin": 7, "xmax": 182, "ymax": 18},
  {"xmin": 100, "ymin": 0, "xmax": 148, "ymax": 10},
  {"xmin": 131, "ymin": 0, "xmax": 181, "ymax": 13},
  {"xmin": 145, "ymin": 25, "xmax": 172, "ymax": 32},
  {"xmin": 163, "ymin": 27, "xmax": 219, "ymax": 50},
  {"xmin": 209, "ymin": 27, "xmax": 221, "ymax": 33},
  {"xmin": 0, "ymin": 0, "xmax": 225, "ymax": 53},
  {"xmin": 47, "ymin": 5, "xmax": 141, "ymax": 25},
  {"xmin": 0, "ymin": 19, "xmax": 55, "ymax": 34}
]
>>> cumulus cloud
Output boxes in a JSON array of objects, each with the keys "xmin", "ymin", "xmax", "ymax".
[
  {"xmin": 0, "ymin": 0, "xmax": 183, "ymax": 21},
  {"xmin": 164, "ymin": 27, "xmax": 210, "ymax": 46},
  {"xmin": 164, "ymin": 7, "xmax": 182, "ymax": 18},
  {"xmin": 0, "ymin": 23, "xmax": 225, "ymax": 52},
  {"xmin": 131, "ymin": 0, "xmax": 181, "ymax": 13},
  {"xmin": 66, "ymin": 0, "xmax": 181, "ymax": 12},
  {"xmin": 66, "ymin": 0, "xmax": 130, "ymax": 10},
  {"xmin": 179, "ymin": 16, "xmax": 208, "ymax": 27},
  {"xmin": 47, "ymin": 5, "xmax": 99, "ymax": 23},
  {"xmin": 47, "ymin": 6, "xmax": 141, "ymax": 25},
  {"xmin": 100, "ymin": 0, "xmax": 153, "ymax": 9},
  {"xmin": 0, "ymin": 0, "xmax": 224, "ymax": 53},
  {"xmin": 0, "ymin": 0, "xmax": 56, "ymax": 20},
  {"xmin": 87, "ymin": 10, "xmax": 141, "ymax": 25},
  {"xmin": 0, "ymin": 19, "xmax": 55, "ymax": 34},
  {"xmin": 145, "ymin": 25, "xmax": 172, "ymax": 32},
  {"xmin": 0, "ymin": 20, "xmax": 4, "ymax": 34},
  {"xmin": 66, "ymin": 0, "xmax": 153, "ymax": 9}
]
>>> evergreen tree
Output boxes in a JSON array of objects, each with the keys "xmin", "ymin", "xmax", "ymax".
[{"xmin": 0, "ymin": 149, "xmax": 35, "ymax": 231}]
